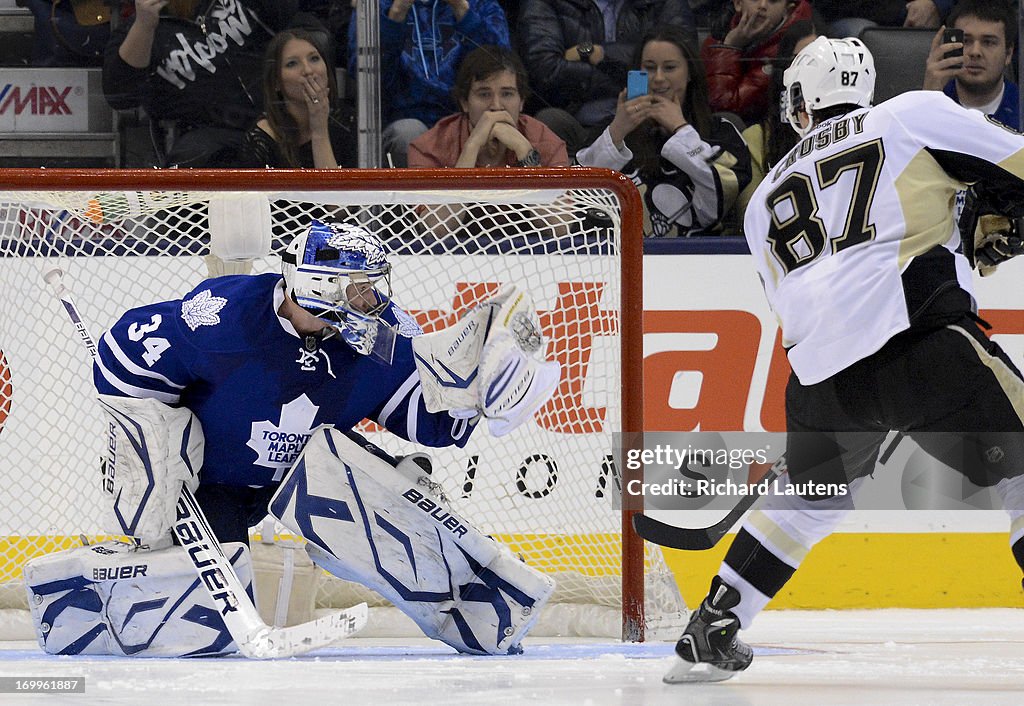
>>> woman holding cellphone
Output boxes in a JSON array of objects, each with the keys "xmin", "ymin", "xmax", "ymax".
[{"xmin": 575, "ymin": 26, "xmax": 751, "ymax": 237}]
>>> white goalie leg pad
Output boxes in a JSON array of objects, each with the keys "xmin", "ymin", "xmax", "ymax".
[
  {"xmin": 269, "ymin": 428, "xmax": 556, "ymax": 654},
  {"xmin": 478, "ymin": 287, "xmax": 560, "ymax": 437},
  {"xmin": 23, "ymin": 540, "xmax": 253, "ymax": 657},
  {"xmin": 99, "ymin": 394, "xmax": 203, "ymax": 543}
]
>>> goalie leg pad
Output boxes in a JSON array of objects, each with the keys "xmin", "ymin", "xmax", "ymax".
[
  {"xmin": 269, "ymin": 428, "xmax": 556, "ymax": 654},
  {"xmin": 23, "ymin": 540, "xmax": 253, "ymax": 657},
  {"xmin": 99, "ymin": 394, "xmax": 204, "ymax": 543}
]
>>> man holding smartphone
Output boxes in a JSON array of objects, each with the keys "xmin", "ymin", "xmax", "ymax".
[{"xmin": 922, "ymin": 0, "xmax": 1018, "ymax": 130}]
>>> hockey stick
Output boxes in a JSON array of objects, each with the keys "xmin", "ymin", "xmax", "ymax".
[
  {"xmin": 631, "ymin": 456, "xmax": 788, "ymax": 551},
  {"xmin": 43, "ymin": 266, "xmax": 367, "ymax": 658}
]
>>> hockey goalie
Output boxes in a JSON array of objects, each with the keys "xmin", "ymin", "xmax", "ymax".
[{"xmin": 25, "ymin": 217, "xmax": 559, "ymax": 658}]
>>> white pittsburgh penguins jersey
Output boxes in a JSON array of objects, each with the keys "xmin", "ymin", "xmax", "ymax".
[{"xmin": 744, "ymin": 90, "xmax": 1024, "ymax": 385}]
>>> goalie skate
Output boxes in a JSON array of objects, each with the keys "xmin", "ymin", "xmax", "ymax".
[{"xmin": 664, "ymin": 576, "xmax": 752, "ymax": 684}]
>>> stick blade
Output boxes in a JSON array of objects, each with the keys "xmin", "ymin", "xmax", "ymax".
[
  {"xmin": 632, "ymin": 513, "xmax": 718, "ymax": 551},
  {"xmin": 239, "ymin": 602, "xmax": 369, "ymax": 659}
]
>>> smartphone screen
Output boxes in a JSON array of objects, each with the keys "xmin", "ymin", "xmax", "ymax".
[
  {"xmin": 943, "ymin": 28, "xmax": 964, "ymax": 63},
  {"xmin": 627, "ymin": 71, "xmax": 648, "ymax": 101}
]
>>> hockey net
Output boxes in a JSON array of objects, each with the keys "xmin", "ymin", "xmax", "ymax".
[{"xmin": 0, "ymin": 169, "xmax": 685, "ymax": 641}]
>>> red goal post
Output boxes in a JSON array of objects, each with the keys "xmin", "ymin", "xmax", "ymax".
[{"xmin": 0, "ymin": 168, "xmax": 679, "ymax": 641}]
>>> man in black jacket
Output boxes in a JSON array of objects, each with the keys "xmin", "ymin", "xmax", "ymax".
[
  {"xmin": 104, "ymin": 0, "xmax": 303, "ymax": 167},
  {"xmin": 516, "ymin": 0, "xmax": 696, "ymax": 157}
]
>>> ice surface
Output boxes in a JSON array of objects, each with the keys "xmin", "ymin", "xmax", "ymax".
[{"xmin": 0, "ymin": 609, "xmax": 1021, "ymax": 706}]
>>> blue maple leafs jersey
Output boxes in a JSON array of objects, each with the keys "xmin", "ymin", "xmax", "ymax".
[{"xmin": 94, "ymin": 274, "xmax": 475, "ymax": 487}]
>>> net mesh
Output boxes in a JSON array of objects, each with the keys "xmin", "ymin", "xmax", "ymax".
[{"xmin": 0, "ymin": 177, "xmax": 685, "ymax": 638}]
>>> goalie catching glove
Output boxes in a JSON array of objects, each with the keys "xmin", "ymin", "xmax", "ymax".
[{"xmin": 412, "ymin": 285, "xmax": 560, "ymax": 436}]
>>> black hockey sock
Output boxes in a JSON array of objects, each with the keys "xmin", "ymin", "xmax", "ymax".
[
  {"xmin": 723, "ymin": 528, "xmax": 797, "ymax": 599},
  {"xmin": 1012, "ymin": 536, "xmax": 1024, "ymax": 587}
]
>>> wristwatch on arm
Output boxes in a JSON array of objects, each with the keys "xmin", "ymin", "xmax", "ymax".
[
  {"xmin": 577, "ymin": 41, "xmax": 594, "ymax": 63},
  {"xmin": 516, "ymin": 149, "xmax": 542, "ymax": 167}
]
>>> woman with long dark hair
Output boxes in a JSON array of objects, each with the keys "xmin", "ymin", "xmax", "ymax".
[
  {"xmin": 235, "ymin": 28, "xmax": 356, "ymax": 168},
  {"xmin": 575, "ymin": 26, "xmax": 751, "ymax": 237}
]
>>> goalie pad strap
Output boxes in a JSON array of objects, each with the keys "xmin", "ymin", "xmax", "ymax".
[
  {"xmin": 23, "ymin": 540, "xmax": 252, "ymax": 657},
  {"xmin": 269, "ymin": 428, "xmax": 555, "ymax": 654},
  {"xmin": 99, "ymin": 394, "xmax": 203, "ymax": 543}
]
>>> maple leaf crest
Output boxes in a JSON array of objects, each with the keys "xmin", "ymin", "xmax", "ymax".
[
  {"xmin": 392, "ymin": 305, "xmax": 422, "ymax": 338},
  {"xmin": 247, "ymin": 394, "xmax": 321, "ymax": 473},
  {"xmin": 181, "ymin": 289, "xmax": 228, "ymax": 331}
]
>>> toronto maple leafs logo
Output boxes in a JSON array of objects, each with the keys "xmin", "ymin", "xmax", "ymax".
[
  {"xmin": 181, "ymin": 290, "xmax": 228, "ymax": 331},
  {"xmin": 392, "ymin": 305, "xmax": 422, "ymax": 338},
  {"xmin": 248, "ymin": 394, "xmax": 320, "ymax": 477},
  {"xmin": 323, "ymin": 223, "xmax": 388, "ymax": 270}
]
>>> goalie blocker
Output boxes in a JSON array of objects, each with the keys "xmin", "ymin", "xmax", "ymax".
[{"xmin": 269, "ymin": 427, "xmax": 556, "ymax": 654}]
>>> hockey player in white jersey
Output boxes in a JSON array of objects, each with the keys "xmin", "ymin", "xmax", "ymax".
[
  {"xmin": 26, "ymin": 219, "xmax": 558, "ymax": 658},
  {"xmin": 666, "ymin": 37, "xmax": 1024, "ymax": 683}
]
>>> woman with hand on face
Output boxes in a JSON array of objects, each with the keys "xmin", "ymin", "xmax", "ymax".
[
  {"xmin": 576, "ymin": 26, "xmax": 751, "ymax": 237},
  {"xmin": 235, "ymin": 28, "xmax": 356, "ymax": 169},
  {"xmin": 409, "ymin": 45, "xmax": 569, "ymax": 169}
]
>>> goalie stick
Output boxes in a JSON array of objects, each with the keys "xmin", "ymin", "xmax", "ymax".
[
  {"xmin": 43, "ymin": 266, "xmax": 367, "ymax": 658},
  {"xmin": 631, "ymin": 456, "xmax": 787, "ymax": 551}
]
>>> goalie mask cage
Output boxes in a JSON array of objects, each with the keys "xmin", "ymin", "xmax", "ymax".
[{"xmin": 0, "ymin": 169, "xmax": 685, "ymax": 642}]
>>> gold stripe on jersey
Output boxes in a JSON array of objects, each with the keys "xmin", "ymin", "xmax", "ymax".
[
  {"xmin": 996, "ymin": 147, "xmax": 1024, "ymax": 181},
  {"xmin": 894, "ymin": 149, "xmax": 964, "ymax": 268},
  {"xmin": 746, "ymin": 509, "xmax": 811, "ymax": 567},
  {"xmin": 947, "ymin": 324, "xmax": 1024, "ymax": 425},
  {"xmin": 712, "ymin": 159, "xmax": 740, "ymax": 214}
]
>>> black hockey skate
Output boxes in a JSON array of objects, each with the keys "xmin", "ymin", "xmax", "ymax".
[{"xmin": 664, "ymin": 576, "xmax": 753, "ymax": 684}]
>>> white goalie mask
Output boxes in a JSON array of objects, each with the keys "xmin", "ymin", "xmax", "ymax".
[
  {"xmin": 784, "ymin": 36, "xmax": 875, "ymax": 137},
  {"xmin": 282, "ymin": 220, "xmax": 393, "ymax": 356}
]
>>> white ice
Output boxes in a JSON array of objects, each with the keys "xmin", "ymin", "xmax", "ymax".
[{"xmin": 1, "ymin": 609, "xmax": 1022, "ymax": 706}]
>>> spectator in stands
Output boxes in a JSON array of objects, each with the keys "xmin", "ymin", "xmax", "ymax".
[
  {"xmin": 816, "ymin": 1, "xmax": 958, "ymax": 39},
  {"xmin": 923, "ymin": 0, "xmax": 1019, "ymax": 130},
  {"xmin": 235, "ymin": 28, "xmax": 357, "ymax": 168},
  {"xmin": 576, "ymin": 26, "xmax": 751, "ymax": 237},
  {"xmin": 409, "ymin": 46, "xmax": 568, "ymax": 237},
  {"xmin": 348, "ymin": 0, "xmax": 511, "ymax": 167},
  {"xmin": 517, "ymin": 0, "xmax": 696, "ymax": 158},
  {"xmin": 408, "ymin": 46, "xmax": 567, "ymax": 168},
  {"xmin": 736, "ymin": 18, "xmax": 821, "ymax": 223},
  {"xmin": 103, "ymin": 1, "xmax": 305, "ymax": 168},
  {"xmin": 18, "ymin": 0, "xmax": 112, "ymax": 67},
  {"xmin": 700, "ymin": 0, "xmax": 813, "ymax": 126}
]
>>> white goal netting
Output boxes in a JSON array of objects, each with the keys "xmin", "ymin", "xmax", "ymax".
[{"xmin": 0, "ymin": 170, "xmax": 685, "ymax": 640}]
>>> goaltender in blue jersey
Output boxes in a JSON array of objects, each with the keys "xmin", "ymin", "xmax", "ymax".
[
  {"xmin": 24, "ymin": 219, "xmax": 559, "ymax": 659},
  {"xmin": 95, "ymin": 272, "xmax": 468, "ymax": 489}
]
